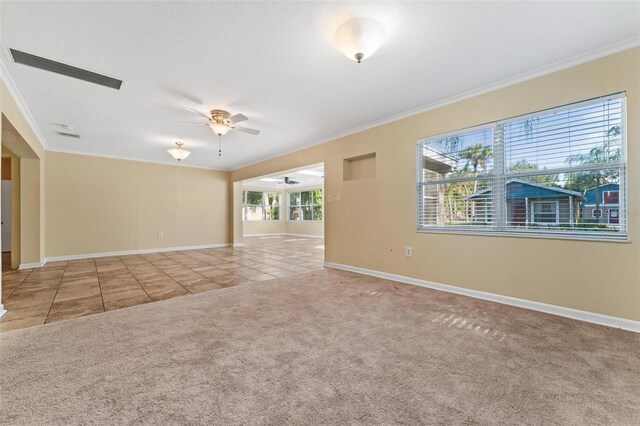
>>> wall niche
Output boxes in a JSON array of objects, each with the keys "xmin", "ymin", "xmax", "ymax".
[{"xmin": 343, "ymin": 153, "xmax": 376, "ymax": 181}]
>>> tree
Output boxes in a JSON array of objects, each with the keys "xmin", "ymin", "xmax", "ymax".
[
  {"xmin": 459, "ymin": 144, "xmax": 492, "ymax": 218},
  {"xmin": 564, "ymin": 125, "xmax": 621, "ymax": 224},
  {"xmin": 564, "ymin": 125, "xmax": 621, "ymax": 192},
  {"xmin": 508, "ymin": 160, "xmax": 559, "ymax": 186},
  {"xmin": 442, "ymin": 166, "xmax": 474, "ymax": 222}
]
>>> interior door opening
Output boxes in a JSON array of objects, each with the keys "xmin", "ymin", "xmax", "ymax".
[{"xmin": 1, "ymin": 162, "xmax": 13, "ymax": 270}]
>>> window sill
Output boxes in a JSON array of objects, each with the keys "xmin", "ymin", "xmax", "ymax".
[
  {"xmin": 286, "ymin": 220, "xmax": 324, "ymax": 223},
  {"xmin": 417, "ymin": 228, "xmax": 629, "ymax": 243}
]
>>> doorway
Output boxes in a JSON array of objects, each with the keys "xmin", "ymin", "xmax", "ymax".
[
  {"xmin": 234, "ymin": 163, "xmax": 325, "ymax": 270},
  {"xmin": 1, "ymin": 157, "xmax": 12, "ymax": 270}
]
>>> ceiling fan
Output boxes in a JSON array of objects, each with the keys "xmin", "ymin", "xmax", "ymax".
[
  {"xmin": 277, "ymin": 177, "xmax": 300, "ymax": 185},
  {"xmin": 181, "ymin": 108, "xmax": 260, "ymax": 156}
]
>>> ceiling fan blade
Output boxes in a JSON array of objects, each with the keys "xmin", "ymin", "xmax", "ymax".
[
  {"xmin": 233, "ymin": 126, "xmax": 260, "ymax": 135},
  {"xmin": 228, "ymin": 113, "xmax": 248, "ymax": 124},
  {"xmin": 184, "ymin": 107, "xmax": 211, "ymax": 120},
  {"xmin": 179, "ymin": 121, "xmax": 209, "ymax": 125}
]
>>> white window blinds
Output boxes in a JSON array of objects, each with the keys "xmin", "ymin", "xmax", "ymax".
[{"xmin": 417, "ymin": 93, "xmax": 626, "ymax": 240}]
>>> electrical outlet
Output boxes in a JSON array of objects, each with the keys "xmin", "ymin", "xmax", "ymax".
[
  {"xmin": 405, "ymin": 247, "xmax": 412, "ymax": 257},
  {"xmin": 158, "ymin": 231, "xmax": 164, "ymax": 238}
]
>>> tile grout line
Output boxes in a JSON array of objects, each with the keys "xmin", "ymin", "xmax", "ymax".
[
  {"xmin": 43, "ymin": 262, "xmax": 70, "ymax": 325},
  {"xmin": 123, "ymin": 255, "xmax": 194, "ymax": 296},
  {"xmin": 160, "ymin": 251, "xmax": 269, "ymax": 286},
  {"xmin": 118, "ymin": 257, "xmax": 155, "ymax": 302},
  {"xmin": 1, "ymin": 266, "xmax": 36, "ymax": 304},
  {"xmin": 180, "ymin": 247, "xmax": 279, "ymax": 278},
  {"xmin": 157, "ymin": 251, "xmax": 237, "ymax": 285},
  {"xmin": 94, "ymin": 258, "xmax": 106, "ymax": 312}
]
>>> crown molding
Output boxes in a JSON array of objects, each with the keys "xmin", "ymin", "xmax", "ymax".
[
  {"xmin": 231, "ymin": 37, "xmax": 640, "ymax": 171},
  {"xmin": 0, "ymin": 55, "xmax": 49, "ymax": 150},
  {"xmin": 45, "ymin": 148, "xmax": 230, "ymax": 171}
]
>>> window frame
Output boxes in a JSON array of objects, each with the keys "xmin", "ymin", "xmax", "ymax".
[
  {"xmin": 530, "ymin": 200, "xmax": 560, "ymax": 225},
  {"xmin": 242, "ymin": 190, "xmax": 281, "ymax": 222},
  {"xmin": 416, "ymin": 93, "xmax": 628, "ymax": 242},
  {"xmin": 287, "ymin": 188, "xmax": 323, "ymax": 222}
]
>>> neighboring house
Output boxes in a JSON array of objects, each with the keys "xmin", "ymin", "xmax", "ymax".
[
  {"xmin": 581, "ymin": 183, "xmax": 620, "ymax": 225},
  {"xmin": 421, "ymin": 146, "xmax": 458, "ymax": 225},
  {"xmin": 465, "ymin": 179, "xmax": 584, "ymax": 226}
]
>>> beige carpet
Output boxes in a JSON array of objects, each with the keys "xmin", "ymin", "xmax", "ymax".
[{"xmin": 1, "ymin": 269, "xmax": 639, "ymax": 425}]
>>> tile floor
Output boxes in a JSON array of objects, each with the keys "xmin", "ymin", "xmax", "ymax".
[{"xmin": 0, "ymin": 236, "xmax": 324, "ymax": 332}]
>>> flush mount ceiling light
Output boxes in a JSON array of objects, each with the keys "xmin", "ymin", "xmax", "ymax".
[
  {"xmin": 167, "ymin": 141, "xmax": 191, "ymax": 162},
  {"xmin": 334, "ymin": 18, "xmax": 386, "ymax": 63}
]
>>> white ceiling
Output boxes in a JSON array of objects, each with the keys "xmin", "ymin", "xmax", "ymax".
[
  {"xmin": 243, "ymin": 165, "xmax": 324, "ymax": 190},
  {"xmin": 1, "ymin": 1, "xmax": 639, "ymax": 170}
]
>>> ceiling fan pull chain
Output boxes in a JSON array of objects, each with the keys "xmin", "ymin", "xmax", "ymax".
[{"xmin": 218, "ymin": 134, "xmax": 222, "ymax": 156}]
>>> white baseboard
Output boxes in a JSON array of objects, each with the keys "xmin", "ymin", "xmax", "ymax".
[
  {"xmin": 324, "ymin": 262, "xmax": 640, "ymax": 333},
  {"xmin": 243, "ymin": 233, "xmax": 286, "ymax": 237},
  {"xmin": 233, "ymin": 243, "xmax": 246, "ymax": 248},
  {"xmin": 0, "ymin": 304, "xmax": 5, "ymax": 319},
  {"xmin": 19, "ymin": 261, "xmax": 47, "ymax": 270},
  {"xmin": 243, "ymin": 233, "xmax": 324, "ymax": 239},
  {"xmin": 45, "ymin": 243, "xmax": 231, "ymax": 263}
]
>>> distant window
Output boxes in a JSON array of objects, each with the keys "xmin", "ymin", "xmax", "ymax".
[
  {"xmin": 288, "ymin": 189, "xmax": 323, "ymax": 221},
  {"xmin": 531, "ymin": 201, "xmax": 559, "ymax": 224},
  {"xmin": 417, "ymin": 93, "xmax": 626, "ymax": 240},
  {"xmin": 243, "ymin": 191, "xmax": 280, "ymax": 221}
]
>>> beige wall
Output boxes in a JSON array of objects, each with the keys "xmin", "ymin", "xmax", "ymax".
[
  {"xmin": 285, "ymin": 220, "xmax": 323, "ymax": 237},
  {"xmin": 10, "ymin": 153, "xmax": 21, "ymax": 269},
  {"xmin": 45, "ymin": 152, "xmax": 230, "ymax": 257},
  {"xmin": 20, "ymin": 158, "xmax": 40, "ymax": 263},
  {"xmin": 231, "ymin": 47, "xmax": 640, "ymax": 322},
  {"xmin": 244, "ymin": 220, "xmax": 286, "ymax": 235}
]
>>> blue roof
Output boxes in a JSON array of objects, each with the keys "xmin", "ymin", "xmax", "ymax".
[
  {"xmin": 583, "ymin": 183, "xmax": 619, "ymax": 205},
  {"xmin": 466, "ymin": 179, "xmax": 584, "ymax": 201}
]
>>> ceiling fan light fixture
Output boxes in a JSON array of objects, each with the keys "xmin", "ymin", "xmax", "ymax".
[
  {"xmin": 209, "ymin": 122, "xmax": 230, "ymax": 136},
  {"xmin": 167, "ymin": 141, "xmax": 191, "ymax": 162},
  {"xmin": 334, "ymin": 18, "xmax": 386, "ymax": 63}
]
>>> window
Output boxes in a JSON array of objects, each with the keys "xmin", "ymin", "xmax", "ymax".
[
  {"xmin": 531, "ymin": 201, "xmax": 559, "ymax": 224},
  {"xmin": 243, "ymin": 191, "xmax": 280, "ymax": 221},
  {"xmin": 417, "ymin": 93, "xmax": 626, "ymax": 240},
  {"xmin": 288, "ymin": 189, "xmax": 323, "ymax": 221}
]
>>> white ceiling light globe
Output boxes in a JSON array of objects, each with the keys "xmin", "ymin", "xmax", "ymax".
[
  {"xmin": 210, "ymin": 122, "xmax": 230, "ymax": 136},
  {"xmin": 167, "ymin": 142, "xmax": 191, "ymax": 162},
  {"xmin": 334, "ymin": 18, "xmax": 386, "ymax": 63}
]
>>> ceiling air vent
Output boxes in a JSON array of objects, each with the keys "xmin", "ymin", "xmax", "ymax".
[
  {"xmin": 56, "ymin": 131, "xmax": 81, "ymax": 139},
  {"xmin": 9, "ymin": 48, "xmax": 123, "ymax": 90}
]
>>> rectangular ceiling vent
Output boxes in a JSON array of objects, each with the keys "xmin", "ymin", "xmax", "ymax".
[
  {"xmin": 9, "ymin": 48, "xmax": 123, "ymax": 90},
  {"xmin": 56, "ymin": 131, "xmax": 81, "ymax": 139}
]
